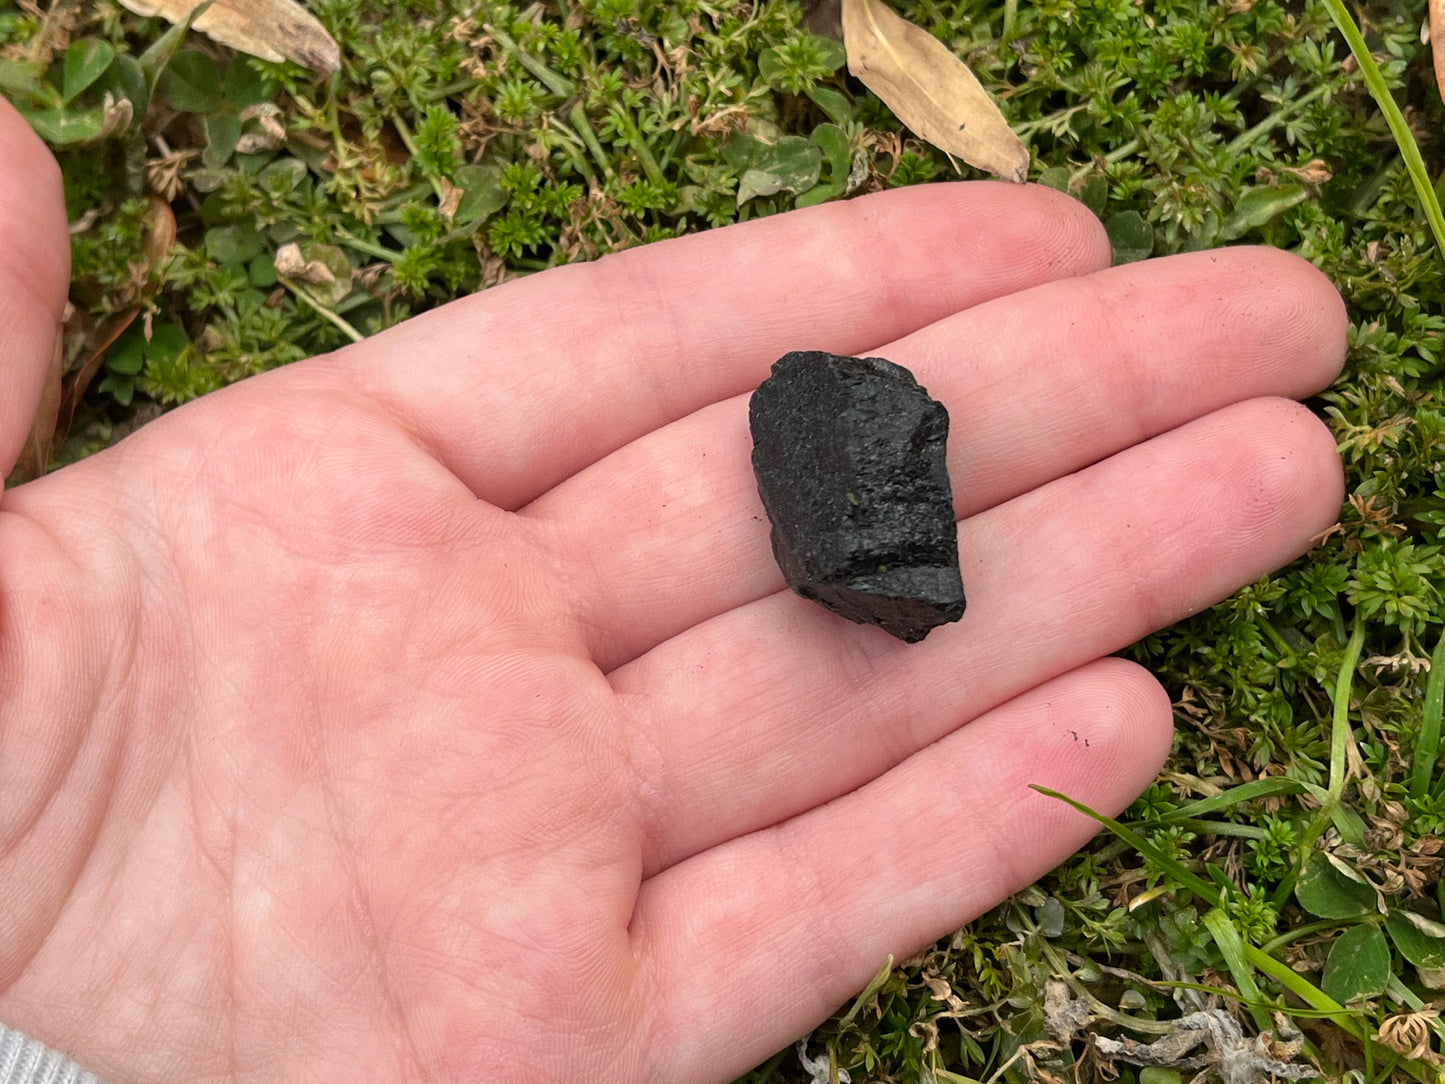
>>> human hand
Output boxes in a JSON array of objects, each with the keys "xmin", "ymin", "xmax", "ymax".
[{"xmin": 0, "ymin": 98, "xmax": 1345, "ymax": 1083}]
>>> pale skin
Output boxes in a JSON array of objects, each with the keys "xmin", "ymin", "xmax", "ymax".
[{"xmin": 0, "ymin": 97, "xmax": 1348, "ymax": 1082}]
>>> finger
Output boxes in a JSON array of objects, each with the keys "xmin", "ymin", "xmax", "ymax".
[
  {"xmin": 0, "ymin": 100, "xmax": 70, "ymax": 479},
  {"xmin": 339, "ymin": 183, "xmax": 1109, "ymax": 509},
  {"xmin": 616, "ymin": 397, "xmax": 1342, "ymax": 877},
  {"xmin": 633, "ymin": 657, "xmax": 1173, "ymax": 1083},
  {"xmin": 531, "ymin": 247, "xmax": 1346, "ymax": 669}
]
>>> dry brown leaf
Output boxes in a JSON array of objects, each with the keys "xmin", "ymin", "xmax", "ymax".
[
  {"xmin": 1430, "ymin": 0, "xmax": 1445, "ymax": 105},
  {"xmin": 274, "ymin": 243, "xmax": 336, "ymax": 286},
  {"xmin": 436, "ymin": 177, "xmax": 464, "ymax": 222},
  {"xmin": 97, "ymin": 93, "xmax": 134, "ymax": 142},
  {"xmin": 15, "ymin": 325, "xmax": 66, "ymax": 482},
  {"xmin": 115, "ymin": 0, "xmax": 341, "ymax": 74},
  {"xmin": 56, "ymin": 309, "xmax": 140, "ymax": 449},
  {"xmin": 841, "ymin": 0, "xmax": 1028, "ymax": 182},
  {"xmin": 44, "ymin": 196, "xmax": 176, "ymax": 466}
]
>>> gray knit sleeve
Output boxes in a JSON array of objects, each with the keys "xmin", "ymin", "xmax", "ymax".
[{"xmin": 0, "ymin": 1024, "xmax": 104, "ymax": 1084}]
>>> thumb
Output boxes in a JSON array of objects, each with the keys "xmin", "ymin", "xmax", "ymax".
[{"xmin": 0, "ymin": 97, "xmax": 70, "ymax": 483}]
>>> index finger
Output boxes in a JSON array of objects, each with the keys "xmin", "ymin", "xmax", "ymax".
[{"xmin": 337, "ymin": 182, "xmax": 1110, "ymax": 509}]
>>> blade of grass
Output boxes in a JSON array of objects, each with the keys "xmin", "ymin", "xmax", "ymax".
[
  {"xmin": 1318, "ymin": 0, "xmax": 1445, "ymax": 254},
  {"xmin": 1259, "ymin": 916, "xmax": 1370, "ymax": 954},
  {"xmin": 1032, "ymin": 785, "xmax": 1220, "ymax": 904},
  {"xmin": 1241, "ymin": 946, "xmax": 1365, "ymax": 1038},
  {"xmin": 929, "ymin": 1069, "xmax": 985, "ymax": 1084},
  {"xmin": 1145, "ymin": 977, "xmax": 1344, "ymax": 1014},
  {"xmin": 486, "ymin": 23, "xmax": 576, "ymax": 98},
  {"xmin": 389, "ymin": 114, "xmax": 448, "ymax": 205},
  {"xmin": 279, "ymin": 280, "xmax": 364, "ymax": 343},
  {"xmin": 837, "ymin": 955, "xmax": 893, "ymax": 1028},
  {"xmin": 567, "ymin": 103, "xmax": 615, "ymax": 180},
  {"xmin": 138, "ymin": 0, "xmax": 216, "ymax": 95},
  {"xmin": 1410, "ymin": 624, "xmax": 1445, "ymax": 800},
  {"xmin": 608, "ymin": 104, "xmax": 666, "ymax": 187},
  {"xmin": 1321, "ymin": 619, "xmax": 1367, "ymax": 831},
  {"xmin": 1278, "ymin": 620, "xmax": 1367, "ymax": 909},
  {"xmin": 1202, "ymin": 907, "xmax": 1272, "ymax": 1033},
  {"xmin": 1172, "ymin": 819, "xmax": 1271, "ymax": 840},
  {"xmin": 1123, "ymin": 777, "xmax": 1307, "ymax": 827},
  {"xmin": 1036, "ymin": 786, "xmax": 1439, "ymax": 1083}
]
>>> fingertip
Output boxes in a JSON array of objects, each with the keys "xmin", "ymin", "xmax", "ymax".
[
  {"xmin": 1283, "ymin": 251, "xmax": 1349, "ymax": 382},
  {"xmin": 1015, "ymin": 181, "xmax": 1114, "ymax": 277},
  {"xmin": 1222, "ymin": 397, "xmax": 1346, "ymax": 551},
  {"xmin": 927, "ymin": 180, "xmax": 1112, "ymax": 284},
  {"xmin": 791, "ymin": 181, "xmax": 1114, "ymax": 347},
  {"xmin": 1217, "ymin": 246, "xmax": 1350, "ymax": 393},
  {"xmin": 988, "ymin": 659, "xmax": 1172, "ymax": 834},
  {"xmin": 1069, "ymin": 657, "xmax": 1174, "ymax": 807}
]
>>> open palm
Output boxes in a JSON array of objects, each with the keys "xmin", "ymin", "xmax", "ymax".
[{"xmin": 0, "ymin": 104, "xmax": 1346, "ymax": 1083}]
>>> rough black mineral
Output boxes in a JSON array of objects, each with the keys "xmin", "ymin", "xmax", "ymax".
[{"xmin": 749, "ymin": 350, "xmax": 966, "ymax": 643}]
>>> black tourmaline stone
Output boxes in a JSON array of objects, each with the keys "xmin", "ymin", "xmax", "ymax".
[{"xmin": 749, "ymin": 350, "xmax": 966, "ymax": 643}]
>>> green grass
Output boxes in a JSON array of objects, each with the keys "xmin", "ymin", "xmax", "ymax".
[{"xmin": 4, "ymin": 0, "xmax": 1445, "ymax": 1079}]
